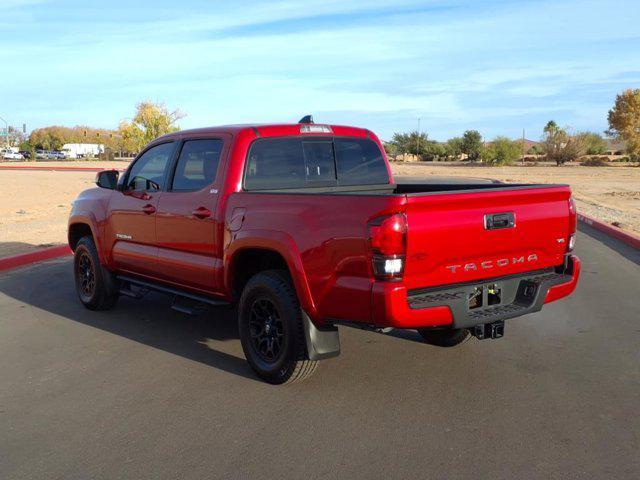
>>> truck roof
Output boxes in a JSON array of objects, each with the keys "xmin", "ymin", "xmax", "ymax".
[{"xmin": 155, "ymin": 123, "xmax": 373, "ymax": 142}]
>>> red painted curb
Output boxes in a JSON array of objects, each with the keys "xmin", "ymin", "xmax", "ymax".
[
  {"xmin": 0, "ymin": 245, "xmax": 72, "ymax": 272},
  {"xmin": 0, "ymin": 165, "xmax": 121, "ymax": 172},
  {"xmin": 578, "ymin": 213, "xmax": 640, "ymax": 250}
]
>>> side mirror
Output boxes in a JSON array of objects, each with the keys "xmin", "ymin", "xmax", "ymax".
[{"xmin": 96, "ymin": 170, "xmax": 119, "ymax": 189}]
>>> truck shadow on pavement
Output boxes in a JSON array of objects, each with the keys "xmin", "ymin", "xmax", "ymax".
[
  {"xmin": 0, "ymin": 259, "xmax": 261, "ymax": 382},
  {"xmin": 1, "ymin": 225, "xmax": 633, "ymax": 384}
]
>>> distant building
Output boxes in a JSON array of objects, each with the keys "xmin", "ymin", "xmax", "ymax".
[{"xmin": 604, "ymin": 139, "xmax": 626, "ymax": 155}]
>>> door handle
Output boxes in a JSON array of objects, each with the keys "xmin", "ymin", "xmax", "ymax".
[
  {"xmin": 484, "ymin": 212, "xmax": 515, "ymax": 230},
  {"xmin": 192, "ymin": 206, "xmax": 211, "ymax": 219},
  {"xmin": 142, "ymin": 204, "xmax": 156, "ymax": 215}
]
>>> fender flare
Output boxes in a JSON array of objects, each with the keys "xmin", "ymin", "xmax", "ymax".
[
  {"xmin": 68, "ymin": 212, "xmax": 106, "ymax": 265},
  {"xmin": 225, "ymin": 229, "xmax": 319, "ymax": 320}
]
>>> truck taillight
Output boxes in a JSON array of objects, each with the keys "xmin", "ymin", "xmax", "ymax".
[
  {"xmin": 568, "ymin": 197, "xmax": 577, "ymax": 232},
  {"xmin": 368, "ymin": 213, "xmax": 407, "ymax": 280},
  {"xmin": 568, "ymin": 197, "xmax": 577, "ymax": 252}
]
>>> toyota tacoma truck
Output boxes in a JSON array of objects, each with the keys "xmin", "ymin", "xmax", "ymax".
[{"xmin": 68, "ymin": 117, "xmax": 580, "ymax": 384}]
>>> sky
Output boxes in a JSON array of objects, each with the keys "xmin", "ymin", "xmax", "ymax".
[{"xmin": 1, "ymin": 0, "xmax": 639, "ymax": 141}]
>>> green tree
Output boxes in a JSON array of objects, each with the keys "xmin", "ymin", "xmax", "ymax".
[
  {"xmin": 383, "ymin": 141, "xmax": 399, "ymax": 161},
  {"xmin": 422, "ymin": 141, "xmax": 447, "ymax": 161},
  {"xmin": 607, "ymin": 88, "xmax": 640, "ymax": 161},
  {"xmin": 482, "ymin": 136, "xmax": 521, "ymax": 166},
  {"xmin": 29, "ymin": 127, "xmax": 65, "ymax": 150},
  {"xmin": 119, "ymin": 101, "xmax": 185, "ymax": 153},
  {"xmin": 444, "ymin": 137, "xmax": 463, "ymax": 160},
  {"xmin": 461, "ymin": 130, "xmax": 483, "ymax": 161},
  {"xmin": 390, "ymin": 131, "xmax": 430, "ymax": 157},
  {"xmin": 541, "ymin": 120, "xmax": 585, "ymax": 166},
  {"xmin": 28, "ymin": 125, "xmax": 120, "ymax": 152},
  {"xmin": 527, "ymin": 145, "xmax": 544, "ymax": 155},
  {"xmin": 576, "ymin": 131, "xmax": 607, "ymax": 155}
]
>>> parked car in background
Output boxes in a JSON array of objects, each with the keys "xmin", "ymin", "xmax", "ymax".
[
  {"xmin": 1, "ymin": 148, "xmax": 24, "ymax": 160},
  {"xmin": 18, "ymin": 150, "xmax": 31, "ymax": 159},
  {"xmin": 52, "ymin": 150, "xmax": 67, "ymax": 159},
  {"xmin": 35, "ymin": 150, "xmax": 61, "ymax": 160}
]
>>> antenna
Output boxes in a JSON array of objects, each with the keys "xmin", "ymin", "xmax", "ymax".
[{"xmin": 298, "ymin": 115, "xmax": 314, "ymax": 124}]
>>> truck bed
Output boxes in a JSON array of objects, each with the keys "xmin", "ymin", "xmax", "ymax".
[
  {"xmin": 246, "ymin": 180, "xmax": 563, "ymax": 196},
  {"xmin": 228, "ymin": 180, "xmax": 573, "ymax": 324}
]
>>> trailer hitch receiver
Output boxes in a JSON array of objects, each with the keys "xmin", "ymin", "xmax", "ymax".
[{"xmin": 473, "ymin": 321, "xmax": 505, "ymax": 340}]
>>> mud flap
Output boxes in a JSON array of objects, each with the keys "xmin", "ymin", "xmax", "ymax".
[{"xmin": 302, "ymin": 311, "xmax": 340, "ymax": 361}]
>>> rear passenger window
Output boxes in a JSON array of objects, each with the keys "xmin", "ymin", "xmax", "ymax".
[
  {"xmin": 244, "ymin": 138, "xmax": 306, "ymax": 190},
  {"xmin": 334, "ymin": 138, "xmax": 389, "ymax": 186},
  {"xmin": 172, "ymin": 139, "xmax": 223, "ymax": 191}
]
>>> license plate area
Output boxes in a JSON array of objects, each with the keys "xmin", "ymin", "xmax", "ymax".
[{"xmin": 468, "ymin": 283, "xmax": 502, "ymax": 311}]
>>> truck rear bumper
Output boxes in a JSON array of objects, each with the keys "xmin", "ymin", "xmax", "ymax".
[{"xmin": 371, "ymin": 255, "xmax": 580, "ymax": 329}]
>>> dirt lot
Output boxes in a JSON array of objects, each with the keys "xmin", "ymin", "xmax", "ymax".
[
  {"xmin": 0, "ymin": 161, "xmax": 638, "ymax": 258},
  {"xmin": 0, "ymin": 162, "xmax": 126, "ymax": 257}
]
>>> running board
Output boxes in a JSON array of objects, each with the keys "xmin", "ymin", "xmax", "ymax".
[{"xmin": 117, "ymin": 275, "xmax": 229, "ymax": 309}]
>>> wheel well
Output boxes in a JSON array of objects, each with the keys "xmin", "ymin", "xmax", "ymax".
[
  {"xmin": 68, "ymin": 223, "xmax": 93, "ymax": 250},
  {"xmin": 231, "ymin": 248, "xmax": 289, "ymax": 297}
]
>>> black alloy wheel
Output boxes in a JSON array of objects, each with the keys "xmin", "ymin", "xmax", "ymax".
[
  {"xmin": 76, "ymin": 250, "xmax": 96, "ymax": 302},
  {"xmin": 249, "ymin": 297, "xmax": 285, "ymax": 363}
]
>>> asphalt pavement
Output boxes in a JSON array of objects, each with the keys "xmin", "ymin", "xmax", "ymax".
[{"xmin": 1, "ymin": 224, "xmax": 638, "ymax": 479}]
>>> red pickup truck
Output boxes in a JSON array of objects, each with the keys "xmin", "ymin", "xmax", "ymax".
[{"xmin": 69, "ymin": 118, "xmax": 580, "ymax": 384}]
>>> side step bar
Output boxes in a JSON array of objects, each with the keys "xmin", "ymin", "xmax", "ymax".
[{"xmin": 117, "ymin": 275, "xmax": 229, "ymax": 315}]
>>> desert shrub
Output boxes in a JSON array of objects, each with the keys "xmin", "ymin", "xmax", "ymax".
[
  {"xmin": 527, "ymin": 145, "xmax": 544, "ymax": 155},
  {"xmin": 576, "ymin": 132, "xmax": 608, "ymax": 155},
  {"xmin": 461, "ymin": 130, "xmax": 483, "ymax": 162},
  {"xmin": 541, "ymin": 121, "xmax": 585, "ymax": 165},
  {"xmin": 581, "ymin": 156, "xmax": 608, "ymax": 166},
  {"xmin": 482, "ymin": 136, "xmax": 520, "ymax": 165}
]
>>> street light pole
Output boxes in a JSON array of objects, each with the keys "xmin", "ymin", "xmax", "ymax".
[{"xmin": 0, "ymin": 115, "xmax": 9, "ymax": 149}]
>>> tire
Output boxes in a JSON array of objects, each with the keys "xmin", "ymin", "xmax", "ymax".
[
  {"xmin": 238, "ymin": 270, "xmax": 318, "ymax": 385},
  {"xmin": 73, "ymin": 236, "xmax": 119, "ymax": 311},
  {"xmin": 417, "ymin": 327, "xmax": 470, "ymax": 347}
]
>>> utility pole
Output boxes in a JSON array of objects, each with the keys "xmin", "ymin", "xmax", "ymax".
[
  {"xmin": 522, "ymin": 128, "xmax": 526, "ymax": 164},
  {"xmin": 416, "ymin": 117, "xmax": 421, "ymax": 160}
]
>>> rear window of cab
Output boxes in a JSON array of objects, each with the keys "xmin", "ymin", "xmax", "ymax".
[{"xmin": 243, "ymin": 137, "xmax": 389, "ymax": 190}]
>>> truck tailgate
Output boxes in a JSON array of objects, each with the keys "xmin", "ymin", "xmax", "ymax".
[{"xmin": 403, "ymin": 185, "xmax": 572, "ymax": 290}]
